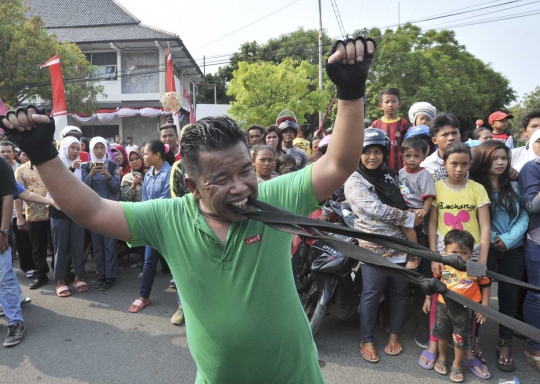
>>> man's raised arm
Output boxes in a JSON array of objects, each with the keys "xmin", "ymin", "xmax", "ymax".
[
  {"xmin": 0, "ymin": 108, "xmax": 131, "ymax": 242},
  {"xmin": 312, "ymin": 37, "xmax": 376, "ymax": 203}
]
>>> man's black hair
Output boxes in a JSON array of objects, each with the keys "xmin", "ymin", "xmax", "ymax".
[
  {"xmin": 181, "ymin": 116, "xmax": 247, "ymax": 180},
  {"xmin": 127, "ymin": 136, "xmax": 133, "ymax": 140},
  {"xmin": 401, "ymin": 136, "xmax": 428, "ymax": 154},
  {"xmin": 378, "ymin": 87, "xmax": 401, "ymax": 103},
  {"xmin": 159, "ymin": 123, "xmax": 178, "ymax": 135},
  {"xmin": 299, "ymin": 124, "xmax": 311, "ymax": 137},
  {"xmin": 166, "ymin": 116, "xmax": 174, "ymax": 124},
  {"xmin": 522, "ymin": 109, "xmax": 540, "ymax": 129},
  {"xmin": 0, "ymin": 141, "xmax": 15, "ymax": 151},
  {"xmin": 430, "ymin": 112, "xmax": 460, "ymax": 138},
  {"xmin": 247, "ymin": 124, "xmax": 264, "ymax": 135},
  {"xmin": 114, "ymin": 134, "xmax": 121, "ymax": 139},
  {"xmin": 442, "ymin": 142, "xmax": 471, "ymax": 162},
  {"xmin": 444, "ymin": 229, "xmax": 475, "ymax": 252}
]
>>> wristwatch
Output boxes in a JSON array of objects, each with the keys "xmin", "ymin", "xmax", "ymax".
[{"xmin": 0, "ymin": 229, "xmax": 10, "ymax": 237}]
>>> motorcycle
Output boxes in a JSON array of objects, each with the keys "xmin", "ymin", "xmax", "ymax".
[{"xmin": 292, "ymin": 201, "xmax": 362, "ymax": 335}]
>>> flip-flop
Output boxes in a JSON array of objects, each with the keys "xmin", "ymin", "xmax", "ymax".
[
  {"xmin": 129, "ymin": 299, "xmax": 151, "ymax": 313},
  {"xmin": 72, "ymin": 281, "xmax": 89, "ymax": 293},
  {"xmin": 450, "ymin": 366, "xmax": 464, "ymax": 383},
  {"xmin": 56, "ymin": 285, "xmax": 72, "ymax": 297},
  {"xmin": 461, "ymin": 358, "xmax": 491, "ymax": 380},
  {"xmin": 360, "ymin": 344, "xmax": 379, "ymax": 363},
  {"xmin": 496, "ymin": 350, "xmax": 515, "ymax": 372},
  {"xmin": 524, "ymin": 350, "xmax": 540, "ymax": 373},
  {"xmin": 418, "ymin": 349, "xmax": 436, "ymax": 370},
  {"xmin": 434, "ymin": 359, "xmax": 447, "ymax": 375},
  {"xmin": 384, "ymin": 342, "xmax": 403, "ymax": 356}
]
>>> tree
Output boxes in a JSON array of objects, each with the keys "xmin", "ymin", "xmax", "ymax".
[
  {"xmin": 227, "ymin": 58, "xmax": 330, "ymax": 127},
  {"xmin": 0, "ymin": 0, "xmax": 104, "ymax": 114},
  {"xmin": 509, "ymin": 86, "xmax": 540, "ymax": 136},
  {"xmin": 356, "ymin": 24, "xmax": 515, "ymax": 137},
  {"xmin": 196, "ymin": 70, "xmax": 232, "ymax": 105}
]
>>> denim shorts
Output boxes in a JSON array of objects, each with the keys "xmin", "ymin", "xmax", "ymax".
[{"xmin": 432, "ymin": 301, "xmax": 474, "ymax": 350}]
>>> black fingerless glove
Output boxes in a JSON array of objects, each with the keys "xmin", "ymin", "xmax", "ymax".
[
  {"xmin": 325, "ymin": 37, "xmax": 376, "ymax": 100},
  {"xmin": 2, "ymin": 106, "xmax": 58, "ymax": 165},
  {"xmin": 421, "ymin": 277, "xmax": 448, "ymax": 296}
]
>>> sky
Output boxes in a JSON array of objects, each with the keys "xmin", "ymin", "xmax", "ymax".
[{"xmin": 120, "ymin": 0, "xmax": 540, "ymax": 103}]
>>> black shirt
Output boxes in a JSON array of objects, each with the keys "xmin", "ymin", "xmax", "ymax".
[{"xmin": 0, "ymin": 157, "xmax": 18, "ymax": 221}]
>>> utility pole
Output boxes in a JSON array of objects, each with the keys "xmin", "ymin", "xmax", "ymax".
[
  {"xmin": 318, "ymin": 0, "xmax": 323, "ymax": 129},
  {"xmin": 398, "ymin": 2, "xmax": 401, "ymax": 27}
]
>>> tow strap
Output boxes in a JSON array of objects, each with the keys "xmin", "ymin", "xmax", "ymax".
[{"xmin": 236, "ymin": 198, "xmax": 540, "ymax": 343}]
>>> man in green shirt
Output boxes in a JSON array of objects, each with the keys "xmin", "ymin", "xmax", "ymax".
[{"xmin": 2, "ymin": 37, "xmax": 375, "ymax": 383}]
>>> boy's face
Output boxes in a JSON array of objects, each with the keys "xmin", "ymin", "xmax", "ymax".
[
  {"xmin": 523, "ymin": 117, "xmax": 540, "ymax": 140},
  {"xmin": 492, "ymin": 118, "xmax": 508, "ymax": 131},
  {"xmin": 402, "ymin": 148, "xmax": 425, "ymax": 170},
  {"xmin": 432, "ymin": 125, "xmax": 460, "ymax": 152},
  {"xmin": 444, "ymin": 243, "xmax": 472, "ymax": 261},
  {"xmin": 378, "ymin": 94, "xmax": 401, "ymax": 118},
  {"xmin": 415, "ymin": 114, "xmax": 432, "ymax": 127}
]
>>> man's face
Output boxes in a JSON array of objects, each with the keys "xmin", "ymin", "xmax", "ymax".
[
  {"xmin": 432, "ymin": 125, "xmax": 460, "ymax": 152},
  {"xmin": 160, "ymin": 128, "xmax": 178, "ymax": 149},
  {"xmin": 281, "ymin": 128, "xmax": 296, "ymax": 144},
  {"xmin": 127, "ymin": 138, "xmax": 133, "ymax": 145},
  {"xmin": 248, "ymin": 129, "xmax": 262, "ymax": 146},
  {"xmin": 524, "ymin": 117, "xmax": 540, "ymax": 140},
  {"xmin": 0, "ymin": 146, "xmax": 14, "ymax": 162},
  {"xmin": 187, "ymin": 142, "xmax": 258, "ymax": 223},
  {"xmin": 115, "ymin": 136, "xmax": 121, "ymax": 144},
  {"xmin": 378, "ymin": 94, "xmax": 401, "ymax": 117}
]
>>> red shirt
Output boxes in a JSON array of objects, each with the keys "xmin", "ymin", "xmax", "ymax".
[
  {"xmin": 492, "ymin": 132, "xmax": 511, "ymax": 142},
  {"xmin": 372, "ymin": 117, "xmax": 410, "ymax": 172}
]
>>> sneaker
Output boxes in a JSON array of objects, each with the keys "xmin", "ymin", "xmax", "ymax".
[
  {"xmin": 94, "ymin": 276, "xmax": 106, "ymax": 289},
  {"xmin": 0, "ymin": 305, "xmax": 3, "ymax": 317},
  {"xmin": 99, "ymin": 278, "xmax": 115, "ymax": 291},
  {"xmin": 171, "ymin": 306, "xmax": 185, "ymax": 325},
  {"xmin": 25, "ymin": 270, "xmax": 35, "ymax": 279},
  {"xmin": 4, "ymin": 323, "xmax": 25, "ymax": 347},
  {"xmin": 169, "ymin": 279, "xmax": 176, "ymax": 289},
  {"xmin": 414, "ymin": 327, "xmax": 430, "ymax": 349}
]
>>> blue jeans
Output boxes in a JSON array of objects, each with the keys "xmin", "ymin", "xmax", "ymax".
[
  {"xmin": 140, "ymin": 247, "xmax": 160, "ymax": 299},
  {"xmin": 0, "ymin": 247, "xmax": 23, "ymax": 325},
  {"xmin": 524, "ymin": 239, "xmax": 540, "ymax": 350},
  {"xmin": 359, "ymin": 264, "xmax": 409, "ymax": 342}
]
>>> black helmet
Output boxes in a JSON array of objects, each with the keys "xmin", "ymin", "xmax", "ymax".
[
  {"xmin": 278, "ymin": 120, "xmax": 298, "ymax": 134},
  {"xmin": 363, "ymin": 128, "xmax": 389, "ymax": 161}
]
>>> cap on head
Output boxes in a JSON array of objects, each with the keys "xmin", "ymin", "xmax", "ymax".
[
  {"xmin": 488, "ymin": 111, "xmax": 513, "ymax": 125},
  {"xmin": 278, "ymin": 120, "xmax": 298, "ymax": 134},
  {"xmin": 408, "ymin": 102, "xmax": 437, "ymax": 125}
]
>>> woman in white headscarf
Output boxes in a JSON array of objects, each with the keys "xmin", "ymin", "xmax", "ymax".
[
  {"xmin": 51, "ymin": 137, "xmax": 88, "ymax": 297},
  {"xmin": 81, "ymin": 137, "xmax": 120, "ymax": 292}
]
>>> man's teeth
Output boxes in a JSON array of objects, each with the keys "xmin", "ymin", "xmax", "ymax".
[{"xmin": 231, "ymin": 198, "xmax": 248, "ymax": 208}]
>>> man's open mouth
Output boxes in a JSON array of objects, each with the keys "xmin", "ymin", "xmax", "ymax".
[{"xmin": 228, "ymin": 197, "xmax": 248, "ymax": 211}]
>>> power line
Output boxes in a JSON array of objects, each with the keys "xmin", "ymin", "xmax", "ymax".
[
  {"xmin": 330, "ymin": 0, "xmax": 347, "ymax": 37},
  {"xmin": 193, "ymin": 0, "xmax": 299, "ymax": 51}
]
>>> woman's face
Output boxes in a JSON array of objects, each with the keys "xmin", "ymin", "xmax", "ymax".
[
  {"xmin": 265, "ymin": 132, "xmax": 279, "ymax": 150},
  {"xmin": 143, "ymin": 144, "xmax": 156, "ymax": 167},
  {"xmin": 113, "ymin": 150, "xmax": 123, "ymax": 165},
  {"xmin": 129, "ymin": 152, "xmax": 143, "ymax": 171},
  {"xmin": 361, "ymin": 146, "xmax": 384, "ymax": 170},
  {"xmin": 443, "ymin": 152, "xmax": 471, "ymax": 181},
  {"xmin": 81, "ymin": 141, "xmax": 86, "ymax": 151},
  {"xmin": 19, "ymin": 152, "xmax": 29, "ymax": 164},
  {"xmin": 488, "ymin": 148, "xmax": 509, "ymax": 176},
  {"xmin": 93, "ymin": 143, "xmax": 106, "ymax": 158},
  {"xmin": 253, "ymin": 149, "xmax": 275, "ymax": 179},
  {"xmin": 533, "ymin": 139, "xmax": 540, "ymax": 157},
  {"xmin": 68, "ymin": 143, "xmax": 81, "ymax": 161},
  {"xmin": 478, "ymin": 129, "xmax": 492, "ymax": 142},
  {"xmin": 311, "ymin": 139, "xmax": 321, "ymax": 156}
]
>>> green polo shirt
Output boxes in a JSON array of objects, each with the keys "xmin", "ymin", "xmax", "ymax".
[{"xmin": 122, "ymin": 164, "xmax": 325, "ymax": 383}]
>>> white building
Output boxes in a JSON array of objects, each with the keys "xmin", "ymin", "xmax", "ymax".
[{"xmin": 27, "ymin": 0, "xmax": 201, "ymax": 143}]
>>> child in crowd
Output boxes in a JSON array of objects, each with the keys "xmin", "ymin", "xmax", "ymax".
[
  {"xmin": 423, "ymin": 230, "xmax": 491, "ymax": 382},
  {"xmin": 372, "ymin": 88, "xmax": 410, "ymax": 171},
  {"xmin": 399, "ymin": 136, "xmax": 435, "ymax": 269},
  {"xmin": 421, "ymin": 113, "xmax": 461, "ymax": 183},
  {"xmin": 408, "ymin": 102, "xmax": 437, "ymax": 127},
  {"xmin": 489, "ymin": 111, "xmax": 514, "ymax": 148},
  {"xmin": 276, "ymin": 154, "xmax": 296, "ymax": 174}
]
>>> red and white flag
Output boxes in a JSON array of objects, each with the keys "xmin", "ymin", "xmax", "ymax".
[
  {"xmin": 165, "ymin": 46, "xmax": 181, "ymax": 129},
  {"xmin": 183, "ymin": 87, "xmax": 195, "ymax": 124},
  {"xmin": 40, "ymin": 54, "xmax": 68, "ymax": 138}
]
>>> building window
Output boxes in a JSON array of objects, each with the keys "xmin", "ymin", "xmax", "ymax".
[
  {"xmin": 85, "ymin": 52, "xmax": 117, "ymax": 80},
  {"xmin": 121, "ymin": 52, "xmax": 159, "ymax": 94}
]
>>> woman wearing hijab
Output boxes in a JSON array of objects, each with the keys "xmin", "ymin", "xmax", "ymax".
[
  {"xmin": 517, "ymin": 129, "xmax": 540, "ymax": 372},
  {"xmin": 51, "ymin": 137, "xmax": 88, "ymax": 297},
  {"xmin": 111, "ymin": 145, "xmax": 131, "ymax": 180},
  {"xmin": 120, "ymin": 149, "xmax": 146, "ymax": 203},
  {"xmin": 81, "ymin": 137, "xmax": 121, "ymax": 291},
  {"xmin": 344, "ymin": 128, "xmax": 422, "ymax": 363}
]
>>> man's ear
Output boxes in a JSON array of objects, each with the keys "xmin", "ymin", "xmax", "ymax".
[
  {"xmin": 378, "ymin": 102, "xmax": 383, "ymax": 110},
  {"xmin": 185, "ymin": 177, "xmax": 200, "ymax": 199},
  {"xmin": 431, "ymin": 136, "xmax": 438, "ymax": 145},
  {"xmin": 397, "ymin": 101, "xmax": 402, "ymax": 109}
]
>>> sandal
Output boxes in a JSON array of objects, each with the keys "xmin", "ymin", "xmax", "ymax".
[
  {"xmin": 434, "ymin": 359, "xmax": 447, "ymax": 375},
  {"xmin": 524, "ymin": 349, "xmax": 540, "ymax": 373},
  {"xmin": 360, "ymin": 343, "xmax": 379, "ymax": 363},
  {"xmin": 129, "ymin": 299, "xmax": 151, "ymax": 313},
  {"xmin": 56, "ymin": 285, "xmax": 72, "ymax": 298},
  {"xmin": 472, "ymin": 336, "xmax": 486, "ymax": 364},
  {"xmin": 418, "ymin": 349, "xmax": 436, "ymax": 370},
  {"xmin": 450, "ymin": 366, "xmax": 464, "ymax": 383},
  {"xmin": 405, "ymin": 255, "xmax": 420, "ymax": 270},
  {"xmin": 496, "ymin": 339, "xmax": 515, "ymax": 372},
  {"xmin": 461, "ymin": 358, "xmax": 491, "ymax": 380},
  {"xmin": 72, "ymin": 281, "xmax": 89, "ymax": 293},
  {"xmin": 384, "ymin": 342, "xmax": 403, "ymax": 356}
]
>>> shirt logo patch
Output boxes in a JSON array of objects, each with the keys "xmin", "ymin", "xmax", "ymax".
[{"xmin": 245, "ymin": 234, "xmax": 262, "ymax": 245}]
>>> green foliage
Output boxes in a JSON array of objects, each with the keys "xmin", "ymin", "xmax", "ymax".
[
  {"xmin": 355, "ymin": 24, "xmax": 515, "ymax": 137},
  {"xmin": 0, "ymin": 0, "xmax": 104, "ymax": 114},
  {"xmin": 509, "ymin": 86, "xmax": 540, "ymax": 137},
  {"xmin": 227, "ymin": 58, "xmax": 330, "ymax": 127},
  {"xmin": 196, "ymin": 70, "xmax": 232, "ymax": 104}
]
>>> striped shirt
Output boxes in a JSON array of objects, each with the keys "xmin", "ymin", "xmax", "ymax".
[{"xmin": 372, "ymin": 117, "xmax": 410, "ymax": 172}]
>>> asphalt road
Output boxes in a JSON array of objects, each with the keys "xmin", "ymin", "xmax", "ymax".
[{"xmin": 0, "ymin": 253, "xmax": 536, "ymax": 383}]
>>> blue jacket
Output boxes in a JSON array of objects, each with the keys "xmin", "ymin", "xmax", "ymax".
[
  {"xmin": 519, "ymin": 160, "xmax": 540, "ymax": 244},
  {"xmin": 490, "ymin": 182, "xmax": 528, "ymax": 250}
]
